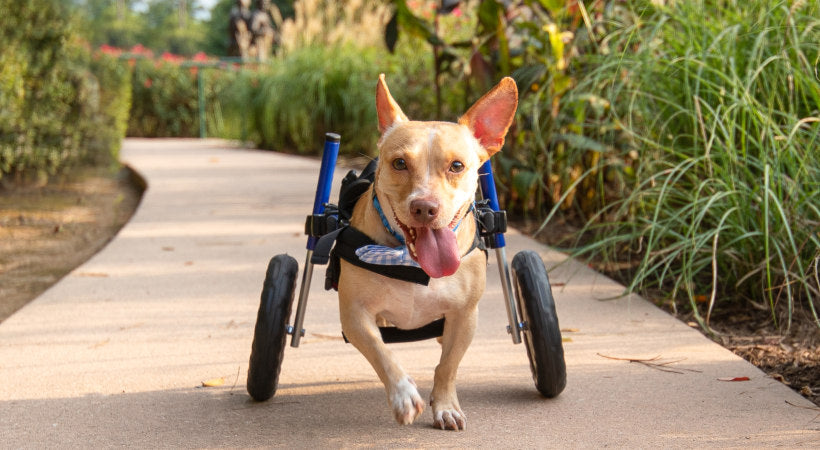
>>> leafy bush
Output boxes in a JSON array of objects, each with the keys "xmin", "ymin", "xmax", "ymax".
[
  {"xmin": 127, "ymin": 56, "xmax": 199, "ymax": 137},
  {"xmin": 0, "ymin": 0, "xmax": 131, "ymax": 182},
  {"xmin": 204, "ymin": 67, "xmax": 254, "ymax": 141},
  {"xmin": 541, "ymin": 0, "xmax": 820, "ymax": 330},
  {"xmin": 80, "ymin": 50, "xmax": 133, "ymax": 165}
]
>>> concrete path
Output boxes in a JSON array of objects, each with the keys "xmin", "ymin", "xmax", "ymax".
[{"xmin": 1, "ymin": 138, "xmax": 818, "ymax": 448}]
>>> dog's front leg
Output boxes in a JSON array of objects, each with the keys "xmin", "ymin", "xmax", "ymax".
[
  {"xmin": 430, "ymin": 306, "xmax": 477, "ymax": 431},
  {"xmin": 339, "ymin": 294, "xmax": 425, "ymax": 425}
]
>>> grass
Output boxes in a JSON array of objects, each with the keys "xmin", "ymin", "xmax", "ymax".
[
  {"xmin": 210, "ymin": 0, "xmax": 433, "ymax": 157},
  {"xmin": 541, "ymin": 0, "xmax": 820, "ymax": 331}
]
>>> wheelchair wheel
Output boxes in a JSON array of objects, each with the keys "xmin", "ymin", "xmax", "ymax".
[
  {"xmin": 511, "ymin": 250, "xmax": 566, "ymax": 398},
  {"xmin": 247, "ymin": 254, "xmax": 299, "ymax": 401}
]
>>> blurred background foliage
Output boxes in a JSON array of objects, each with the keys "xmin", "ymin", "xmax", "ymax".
[
  {"xmin": 0, "ymin": 0, "xmax": 131, "ymax": 182},
  {"xmin": 2, "ymin": 0, "xmax": 818, "ymax": 331}
]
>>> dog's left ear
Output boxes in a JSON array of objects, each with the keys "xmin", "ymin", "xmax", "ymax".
[
  {"xmin": 458, "ymin": 77, "xmax": 518, "ymax": 161},
  {"xmin": 376, "ymin": 74, "xmax": 409, "ymax": 134}
]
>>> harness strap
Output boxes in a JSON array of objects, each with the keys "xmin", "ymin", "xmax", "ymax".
[
  {"xmin": 311, "ymin": 227, "xmax": 344, "ymax": 265},
  {"xmin": 334, "ymin": 226, "xmax": 431, "ymax": 285},
  {"xmin": 318, "ymin": 223, "xmax": 486, "ymax": 290}
]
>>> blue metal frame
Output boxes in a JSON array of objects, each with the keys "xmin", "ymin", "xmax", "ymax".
[
  {"xmin": 478, "ymin": 159, "xmax": 522, "ymax": 344},
  {"xmin": 307, "ymin": 133, "xmax": 341, "ymax": 250},
  {"xmin": 291, "ymin": 133, "xmax": 340, "ymax": 347}
]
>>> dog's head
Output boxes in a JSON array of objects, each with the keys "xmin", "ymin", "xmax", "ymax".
[{"xmin": 372, "ymin": 74, "xmax": 518, "ymax": 278}]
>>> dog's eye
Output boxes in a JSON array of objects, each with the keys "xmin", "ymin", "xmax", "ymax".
[
  {"xmin": 449, "ymin": 161, "xmax": 465, "ymax": 173},
  {"xmin": 392, "ymin": 158, "xmax": 407, "ymax": 170}
]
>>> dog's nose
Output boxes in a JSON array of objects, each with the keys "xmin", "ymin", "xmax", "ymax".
[{"xmin": 410, "ymin": 199, "xmax": 439, "ymax": 225}]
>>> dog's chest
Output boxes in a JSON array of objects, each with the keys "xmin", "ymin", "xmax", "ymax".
[{"xmin": 376, "ymin": 275, "xmax": 470, "ymax": 329}]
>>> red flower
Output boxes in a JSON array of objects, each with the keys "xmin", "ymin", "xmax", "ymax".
[
  {"xmin": 130, "ymin": 44, "xmax": 153, "ymax": 58},
  {"xmin": 143, "ymin": 77, "xmax": 153, "ymax": 88},
  {"xmin": 161, "ymin": 51, "xmax": 185, "ymax": 64},
  {"xmin": 99, "ymin": 44, "xmax": 122, "ymax": 56}
]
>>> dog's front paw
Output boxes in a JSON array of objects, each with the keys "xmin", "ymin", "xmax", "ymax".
[
  {"xmin": 389, "ymin": 376, "xmax": 424, "ymax": 425},
  {"xmin": 433, "ymin": 407, "xmax": 466, "ymax": 431}
]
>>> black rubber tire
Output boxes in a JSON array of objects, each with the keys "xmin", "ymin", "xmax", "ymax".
[
  {"xmin": 247, "ymin": 254, "xmax": 299, "ymax": 401},
  {"xmin": 511, "ymin": 250, "xmax": 567, "ymax": 398}
]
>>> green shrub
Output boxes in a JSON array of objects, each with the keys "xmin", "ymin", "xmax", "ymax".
[
  {"xmin": 204, "ymin": 66, "xmax": 251, "ymax": 140},
  {"xmin": 242, "ymin": 43, "xmax": 428, "ymax": 157},
  {"xmin": 0, "ymin": 0, "xmax": 132, "ymax": 181},
  {"xmin": 79, "ymin": 51, "xmax": 133, "ymax": 166},
  {"xmin": 127, "ymin": 58, "xmax": 200, "ymax": 137}
]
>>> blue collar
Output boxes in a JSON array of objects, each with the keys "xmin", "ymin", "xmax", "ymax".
[
  {"xmin": 373, "ymin": 193, "xmax": 406, "ymax": 244},
  {"xmin": 372, "ymin": 192, "xmax": 473, "ymax": 246}
]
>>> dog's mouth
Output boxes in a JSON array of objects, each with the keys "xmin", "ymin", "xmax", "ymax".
[{"xmin": 394, "ymin": 208, "xmax": 468, "ymax": 279}]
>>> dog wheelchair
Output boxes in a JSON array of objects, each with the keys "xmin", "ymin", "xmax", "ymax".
[{"xmin": 247, "ymin": 133, "xmax": 566, "ymax": 402}]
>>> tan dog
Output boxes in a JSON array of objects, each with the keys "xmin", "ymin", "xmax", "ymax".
[{"xmin": 337, "ymin": 74, "xmax": 518, "ymax": 430}]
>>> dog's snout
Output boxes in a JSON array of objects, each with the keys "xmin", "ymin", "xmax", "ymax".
[{"xmin": 410, "ymin": 199, "xmax": 439, "ymax": 225}]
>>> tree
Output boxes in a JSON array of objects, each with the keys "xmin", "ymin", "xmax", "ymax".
[{"xmin": 72, "ymin": 0, "xmax": 147, "ymax": 48}]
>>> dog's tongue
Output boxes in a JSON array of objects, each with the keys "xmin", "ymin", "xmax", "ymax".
[{"xmin": 414, "ymin": 227, "xmax": 460, "ymax": 278}]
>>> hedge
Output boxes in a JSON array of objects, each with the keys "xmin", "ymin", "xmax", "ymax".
[{"xmin": 0, "ymin": 0, "xmax": 131, "ymax": 182}]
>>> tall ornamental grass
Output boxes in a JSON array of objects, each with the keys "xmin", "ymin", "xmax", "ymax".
[
  {"xmin": 248, "ymin": 44, "xmax": 385, "ymax": 156},
  {"xmin": 555, "ymin": 0, "xmax": 819, "ymax": 331},
  {"xmin": 212, "ymin": 0, "xmax": 433, "ymax": 157}
]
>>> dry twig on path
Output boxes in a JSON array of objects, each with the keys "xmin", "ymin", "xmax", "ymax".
[{"xmin": 597, "ymin": 353, "xmax": 703, "ymax": 374}]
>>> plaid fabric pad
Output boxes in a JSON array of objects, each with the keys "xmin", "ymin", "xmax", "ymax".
[{"xmin": 355, "ymin": 244, "xmax": 421, "ymax": 268}]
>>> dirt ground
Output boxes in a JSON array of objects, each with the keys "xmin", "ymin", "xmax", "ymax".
[
  {"xmin": 1, "ymin": 169, "xmax": 817, "ymax": 408},
  {"xmin": 0, "ymin": 166, "xmax": 143, "ymax": 322}
]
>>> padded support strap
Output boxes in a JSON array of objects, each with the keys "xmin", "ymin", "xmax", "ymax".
[{"xmin": 342, "ymin": 318, "xmax": 446, "ymax": 344}]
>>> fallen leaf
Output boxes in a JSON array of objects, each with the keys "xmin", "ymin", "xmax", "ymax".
[
  {"xmin": 770, "ymin": 373, "xmax": 787, "ymax": 384},
  {"xmin": 75, "ymin": 272, "xmax": 109, "ymax": 278},
  {"xmin": 562, "ymin": 337, "xmax": 573, "ymax": 343},
  {"xmin": 89, "ymin": 338, "xmax": 110, "ymax": 349},
  {"xmin": 561, "ymin": 328, "xmax": 579, "ymax": 333},
  {"xmin": 717, "ymin": 376, "xmax": 750, "ymax": 382},
  {"xmin": 201, "ymin": 377, "xmax": 225, "ymax": 387}
]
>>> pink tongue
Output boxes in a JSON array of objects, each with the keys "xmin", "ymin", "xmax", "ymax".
[{"xmin": 414, "ymin": 227, "xmax": 460, "ymax": 278}]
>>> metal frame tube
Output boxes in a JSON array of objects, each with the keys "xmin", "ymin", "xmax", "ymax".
[
  {"xmin": 478, "ymin": 160, "xmax": 522, "ymax": 344},
  {"xmin": 290, "ymin": 133, "xmax": 341, "ymax": 347},
  {"xmin": 494, "ymin": 247, "xmax": 522, "ymax": 344},
  {"xmin": 290, "ymin": 250, "xmax": 314, "ymax": 347}
]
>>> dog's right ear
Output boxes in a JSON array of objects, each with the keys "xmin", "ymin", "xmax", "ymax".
[
  {"xmin": 458, "ymin": 77, "xmax": 518, "ymax": 161},
  {"xmin": 376, "ymin": 74, "xmax": 408, "ymax": 134}
]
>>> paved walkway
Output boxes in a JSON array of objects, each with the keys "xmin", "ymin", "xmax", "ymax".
[{"xmin": 1, "ymin": 139, "xmax": 818, "ymax": 448}]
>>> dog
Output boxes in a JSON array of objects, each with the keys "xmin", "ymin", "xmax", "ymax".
[{"xmin": 337, "ymin": 74, "xmax": 518, "ymax": 430}]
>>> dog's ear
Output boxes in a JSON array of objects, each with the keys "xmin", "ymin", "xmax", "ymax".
[
  {"xmin": 376, "ymin": 74, "xmax": 409, "ymax": 134},
  {"xmin": 458, "ymin": 77, "xmax": 518, "ymax": 160}
]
